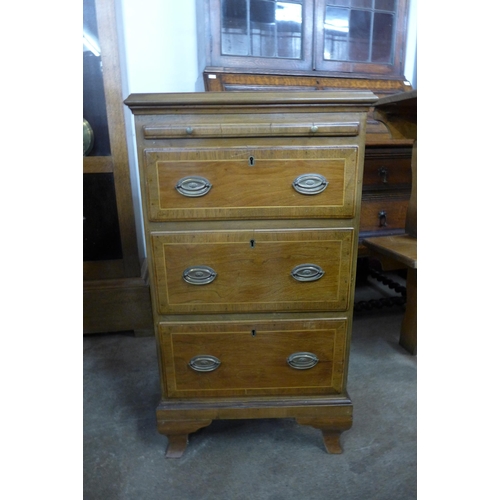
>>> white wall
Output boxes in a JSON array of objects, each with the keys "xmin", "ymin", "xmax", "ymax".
[
  {"xmin": 116, "ymin": 0, "xmax": 417, "ymax": 257},
  {"xmin": 119, "ymin": 0, "xmax": 199, "ymax": 93},
  {"xmin": 117, "ymin": 0, "xmax": 200, "ymax": 258}
]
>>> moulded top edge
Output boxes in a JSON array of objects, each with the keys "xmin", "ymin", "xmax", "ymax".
[{"xmin": 124, "ymin": 90, "xmax": 378, "ymax": 111}]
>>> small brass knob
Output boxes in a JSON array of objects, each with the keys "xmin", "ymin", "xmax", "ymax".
[
  {"xmin": 310, "ymin": 125, "xmax": 318, "ymax": 133},
  {"xmin": 186, "ymin": 126, "xmax": 193, "ymax": 135}
]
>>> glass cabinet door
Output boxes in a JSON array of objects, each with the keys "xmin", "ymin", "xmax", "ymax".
[
  {"xmin": 210, "ymin": 0, "xmax": 314, "ymax": 71},
  {"xmin": 314, "ymin": 0, "xmax": 407, "ymax": 75},
  {"xmin": 221, "ymin": 0, "xmax": 304, "ymax": 59},
  {"xmin": 205, "ymin": 0, "xmax": 408, "ymax": 78}
]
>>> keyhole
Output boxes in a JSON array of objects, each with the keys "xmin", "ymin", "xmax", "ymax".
[
  {"xmin": 251, "ymin": 330, "xmax": 257, "ymax": 337},
  {"xmin": 248, "ymin": 156, "xmax": 255, "ymax": 166},
  {"xmin": 250, "ymin": 239, "xmax": 255, "ymax": 248}
]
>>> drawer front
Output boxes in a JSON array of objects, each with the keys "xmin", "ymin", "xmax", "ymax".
[
  {"xmin": 158, "ymin": 318, "xmax": 348, "ymax": 398},
  {"xmin": 151, "ymin": 228, "xmax": 354, "ymax": 314},
  {"xmin": 363, "ymin": 149, "xmax": 411, "ymax": 191},
  {"xmin": 360, "ymin": 197, "xmax": 409, "ymax": 234},
  {"xmin": 144, "ymin": 146, "xmax": 359, "ymax": 221}
]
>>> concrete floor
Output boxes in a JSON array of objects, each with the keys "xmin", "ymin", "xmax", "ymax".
[{"xmin": 83, "ymin": 273, "xmax": 417, "ymax": 499}]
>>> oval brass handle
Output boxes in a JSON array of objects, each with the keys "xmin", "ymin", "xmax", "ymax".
[
  {"xmin": 292, "ymin": 173, "xmax": 328, "ymax": 195},
  {"xmin": 287, "ymin": 352, "xmax": 319, "ymax": 370},
  {"xmin": 378, "ymin": 210, "xmax": 387, "ymax": 227},
  {"xmin": 183, "ymin": 266, "xmax": 217, "ymax": 285},
  {"xmin": 189, "ymin": 355, "xmax": 221, "ymax": 372},
  {"xmin": 175, "ymin": 176, "xmax": 212, "ymax": 197},
  {"xmin": 291, "ymin": 264, "xmax": 325, "ymax": 282}
]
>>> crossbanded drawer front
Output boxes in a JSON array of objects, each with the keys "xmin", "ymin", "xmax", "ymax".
[
  {"xmin": 144, "ymin": 146, "xmax": 359, "ymax": 220},
  {"xmin": 158, "ymin": 318, "xmax": 348, "ymax": 397},
  {"xmin": 151, "ymin": 228, "xmax": 354, "ymax": 314}
]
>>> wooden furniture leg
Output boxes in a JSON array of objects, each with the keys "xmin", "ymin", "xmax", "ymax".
[
  {"xmin": 400, "ymin": 267, "xmax": 417, "ymax": 355},
  {"xmin": 157, "ymin": 419, "xmax": 213, "ymax": 458},
  {"xmin": 296, "ymin": 416, "xmax": 353, "ymax": 454}
]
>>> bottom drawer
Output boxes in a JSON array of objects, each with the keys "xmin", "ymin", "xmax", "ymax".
[
  {"xmin": 360, "ymin": 196, "xmax": 409, "ymax": 235},
  {"xmin": 159, "ymin": 318, "xmax": 348, "ymax": 398}
]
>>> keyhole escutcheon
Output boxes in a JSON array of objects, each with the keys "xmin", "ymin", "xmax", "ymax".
[{"xmin": 248, "ymin": 156, "xmax": 255, "ymax": 166}]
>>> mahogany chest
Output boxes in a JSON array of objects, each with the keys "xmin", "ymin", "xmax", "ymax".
[{"xmin": 125, "ymin": 91, "xmax": 377, "ymax": 457}]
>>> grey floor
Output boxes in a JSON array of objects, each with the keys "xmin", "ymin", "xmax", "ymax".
[{"xmin": 83, "ymin": 271, "xmax": 417, "ymax": 499}]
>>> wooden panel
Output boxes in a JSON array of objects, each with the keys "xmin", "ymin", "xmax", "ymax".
[
  {"xmin": 364, "ymin": 235, "xmax": 416, "ymax": 269},
  {"xmin": 83, "ymin": 276, "xmax": 153, "ymax": 335},
  {"xmin": 145, "ymin": 146, "xmax": 359, "ymax": 221},
  {"xmin": 203, "ymin": 70, "xmax": 411, "ymax": 94},
  {"xmin": 84, "ymin": 260, "xmax": 153, "ymax": 334},
  {"xmin": 159, "ymin": 318, "xmax": 348, "ymax": 397},
  {"xmin": 83, "ymin": 156, "xmax": 114, "ymax": 174},
  {"xmin": 152, "ymin": 228, "xmax": 354, "ymax": 314}
]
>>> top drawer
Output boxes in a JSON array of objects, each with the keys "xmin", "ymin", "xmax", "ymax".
[{"xmin": 144, "ymin": 145, "xmax": 360, "ymax": 221}]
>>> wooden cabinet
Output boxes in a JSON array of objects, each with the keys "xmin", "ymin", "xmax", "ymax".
[
  {"xmin": 200, "ymin": 0, "xmax": 410, "ymax": 78},
  {"xmin": 125, "ymin": 90, "xmax": 377, "ymax": 457},
  {"xmin": 83, "ymin": 0, "xmax": 153, "ymax": 334}
]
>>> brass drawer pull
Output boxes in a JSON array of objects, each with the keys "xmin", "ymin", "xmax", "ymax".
[
  {"xmin": 291, "ymin": 264, "xmax": 325, "ymax": 282},
  {"xmin": 287, "ymin": 352, "xmax": 319, "ymax": 370},
  {"xmin": 175, "ymin": 176, "xmax": 212, "ymax": 197},
  {"xmin": 183, "ymin": 266, "xmax": 217, "ymax": 285},
  {"xmin": 378, "ymin": 166, "xmax": 388, "ymax": 183},
  {"xmin": 189, "ymin": 355, "xmax": 221, "ymax": 372},
  {"xmin": 292, "ymin": 173, "xmax": 328, "ymax": 195},
  {"xmin": 378, "ymin": 210, "xmax": 387, "ymax": 227}
]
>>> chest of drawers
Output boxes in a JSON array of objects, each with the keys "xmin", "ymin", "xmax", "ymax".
[
  {"xmin": 359, "ymin": 146, "xmax": 413, "ymax": 250},
  {"xmin": 125, "ymin": 91, "xmax": 377, "ymax": 457}
]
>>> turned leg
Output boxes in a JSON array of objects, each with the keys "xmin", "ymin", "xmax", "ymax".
[
  {"xmin": 296, "ymin": 415, "xmax": 352, "ymax": 454},
  {"xmin": 157, "ymin": 419, "xmax": 212, "ymax": 458},
  {"xmin": 400, "ymin": 267, "xmax": 417, "ymax": 355}
]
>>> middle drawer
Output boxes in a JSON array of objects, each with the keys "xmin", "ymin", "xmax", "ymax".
[{"xmin": 151, "ymin": 228, "xmax": 354, "ymax": 314}]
